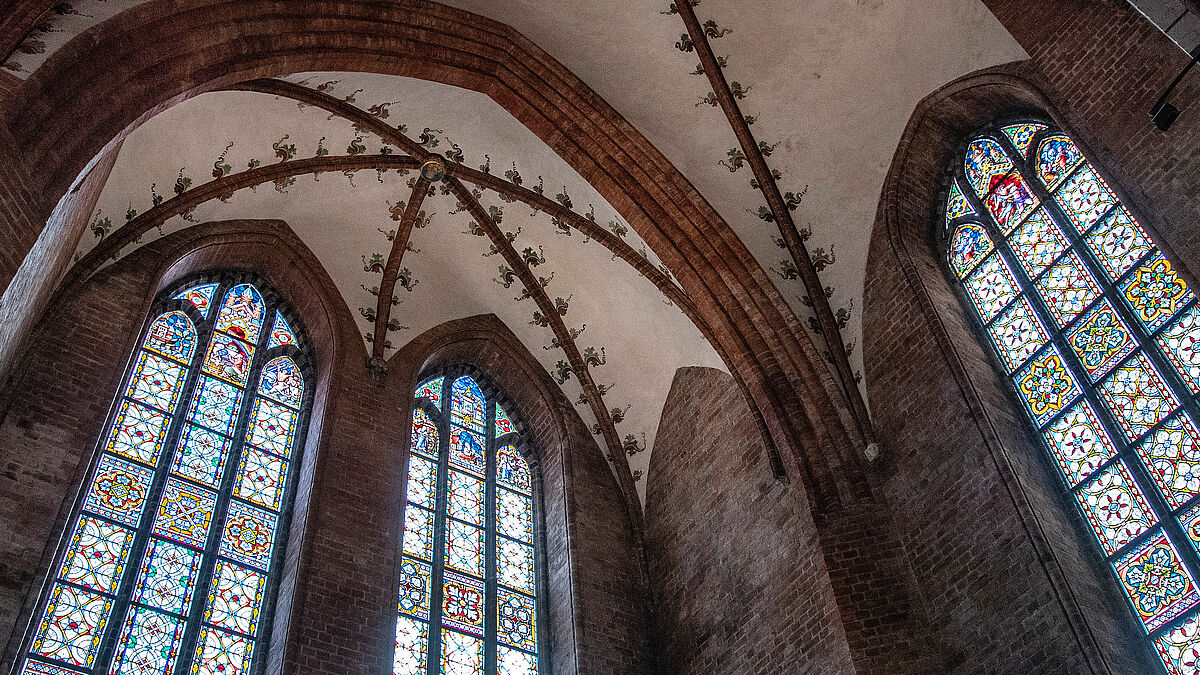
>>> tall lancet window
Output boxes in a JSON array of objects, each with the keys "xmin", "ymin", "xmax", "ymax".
[
  {"xmin": 945, "ymin": 120, "xmax": 1200, "ymax": 673},
  {"xmin": 394, "ymin": 375, "xmax": 542, "ymax": 675},
  {"xmin": 19, "ymin": 278, "xmax": 311, "ymax": 675}
]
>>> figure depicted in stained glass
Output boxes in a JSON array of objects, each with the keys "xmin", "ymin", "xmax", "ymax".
[
  {"xmin": 964, "ymin": 137, "xmax": 1012, "ymax": 194},
  {"xmin": 216, "ymin": 284, "xmax": 266, "ymax": 343},
  {"xmin": 985, "ymin": 174, "xmax": 1038, "ymax": 230},
  {"xmin": 949, "ymin": 223, "xmax": 992, "ymax": 278},
  {"xmin": 1036, "ymin": 136, "xmax": 1082, "ymax": 187},
  {"xmin": 260, "ymin": 357, "xmax": 304, "ymax": 408},
  {"xmin": 205, "ymin": 333, "xmax": 253, "ymax": 385},
  {"xmin": 145, "ymin": 312, "xmax": 197, "ymax": 363}
]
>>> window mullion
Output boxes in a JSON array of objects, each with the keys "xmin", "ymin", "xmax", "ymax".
[
  {"xmin": 426, "ymin": 376, "xmax": 453, "ymax": 675},
  {"xmin": 485, "ymin": 401, "xmax": 497, "ymax": 675}
]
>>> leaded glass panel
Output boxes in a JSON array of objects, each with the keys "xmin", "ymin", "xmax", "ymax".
[
  {"xmin": 948, "ymin": 121, "xmax": 1200, "ymax": 673},
  {"xmin": 19, "ymin": 279, "xmax": 310, "ymax": 675},
  {"xmin": 1007, "ymin": 208, "xmax": 1068, "ymax": 278},
  {"xmin": 174, "ymin": 283, "xmax": 218, "ymax": 318},
  {"xmin": 1114, "ymin": 532, "xmax": 1200, "ymax": 633},
  {"xmin": 58, "ymin": 517, "xmax": 133, "ymax": 595},
  {"xmin": 1121, "ymin": 253, "xmax": 1194, "ymax": 333},
  {"xmin": 986, "ymin": 296, "xmax": 1049, "ymax": 373},
  {"xmin": 1002, "ymin": 122, "xmax": 1046, "ymax": 157},
  {"xmin": 1085, "ymin": 206, "xmax": 1154, "ymax": 281},
  {"xmin": 395, "ymin": 375, "xmax": 541, "ymax": 672},
  {"xmin": 964, "ymin": 254, "xmax": 1019, "ymax": 322},
  {"xmin": 949, "ymin": 223, "xmax": 993, "ymax": 278}
]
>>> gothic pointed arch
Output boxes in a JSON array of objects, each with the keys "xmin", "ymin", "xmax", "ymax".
[
  {"xmin": 863, "ymin": 67, "xmax": 1181, "ymax": 673},
  {"xmin": 388, "ymin": 313, "xmax": 655, "ymax": 674},
  {"xmin": 0, "ymin": 220, "xmax": 354, "ymax": 673}
]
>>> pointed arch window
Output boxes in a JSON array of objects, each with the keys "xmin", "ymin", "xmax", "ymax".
[
  {"xmin": 945, "ymin": 120, "xmax": 1200, "ymax": 673},
  {"xmin": 19, "ymin": 278, "xmax": 311, "ymax": 675},
  {"xmin": 394, "ymin": 374, "xmax": 542, "ymax": 675}
]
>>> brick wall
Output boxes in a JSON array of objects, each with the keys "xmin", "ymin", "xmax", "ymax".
[
  {"xmin": 645, "ymin": 366, "xmax": 855, "ymax": 674},
  {"xmin": 0, "ymin": 119, "xmax": 45, "ymax": 293}
]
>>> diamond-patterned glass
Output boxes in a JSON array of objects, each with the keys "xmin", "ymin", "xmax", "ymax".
[
  {"xmin": 447, "ymin": 470, "xmax": 484, "ymax": 527},
  {"xmin": 497, "ymin": 489, "xmax": 533, "ymax": 544},
  {"xmin": 1098, "ymin": 351, "xmax": 1182, "ymax": 443},
  {"xmin": 234, "ymin": 446, "xmax": 288, "ymax": 511},
  {"xmin": 204, "ymin": 560, "xmax": 266, "ymax": 637},
  {"xmin": 1084, "ymin": 206, "xmax": 1153, "ymax": 281},
  {"xmin": 1159, "ymin": 304, "xmax": 1200, "ymax": 394},
  {"xmin": 1073, "ymin": 459, "xmax": 1156, "ymax": 555},
  {"xmin": 1153, "ymin": 610, "xmax": 1200, "ymax": 675},
  {"xmin": 1054, "ymin": 163, "xmax": 1119, "ymax": 234},
  {"xmin": 106, "ymin": 400, "xmax": 171, "ymax": 466},
  {"xmin": 1134, "ymin": 413, "xmax": 1200, "ymax": 509},
  {"xmin": 1041, "ymin": 400, "xmax": 1119, "ymax": 487},
  {"xmin": 170, "ymin": 424, "xmax": 231, "ymax": 489},
  {"xmin": 131, "ymin": 538, "xmax": 201, "ymax": 615},
  {"xmin": 964, "ymin": 253, "xmax": 1019, "ymax": 323},
  {"xmin": 127, "ymin": 352, "xmax": 186, "ymax": 413},
  {"xmin": 1032, "ymin": 249, "xmax": 1101, "ymax": 328},
  {"xmin": 986, "ymin": 296, "xmax": 1049, "ymax": 372},
  {"xmin": 58, "ymin": 516, "xmax": 132, "ymax": 595},
  {"xmin": 107, "ymin": 605, "xmax": 184, "ymax": 675},
  {"xmin": 1006, "ymin": 208, "xmax": 1068, "ymax": 279},
  {"xmin": 394, "ymin": 616, "xmax": 429, "ymax": 675},
  {"xmin": 445, "ymin": 520, "xmax": 484, "ymax": 578},
  {"xmin": 186, "ymin": 376, "xmax": 243, "ymax": 436}
]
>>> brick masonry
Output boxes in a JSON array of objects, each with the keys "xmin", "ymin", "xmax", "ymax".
[{"xmin": 645, "ymin": 366, "xmax": 854, "ymax": 674}]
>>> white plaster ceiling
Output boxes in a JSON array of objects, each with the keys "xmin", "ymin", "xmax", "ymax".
[{"xmin": 28, "ymin": 0, "xmax": 1027, "ymax": 500}]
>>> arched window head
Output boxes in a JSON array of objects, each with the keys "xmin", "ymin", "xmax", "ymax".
[
  {"xmin": 944, "ymin": 119, "xmax": 1200, "ymax": 674},
  {"xmin": 394, "ymin": 374, "xmax": 542, "ymax": 675},
  {"xmin": 19, "ymin": 277, "xmax": 312, "ymax": 675}
]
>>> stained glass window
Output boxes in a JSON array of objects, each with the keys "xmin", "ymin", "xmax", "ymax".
[
  {"xmin": 397, "ymin": 376, "xmax": 541, "ymax": 674},
  {"xmin": 19, "ymin": 279, "xmax": 311, "ymax": 675},
  {"xmin": 945, "ymin": 119, "xmax": 1200, "ymax": 672}
]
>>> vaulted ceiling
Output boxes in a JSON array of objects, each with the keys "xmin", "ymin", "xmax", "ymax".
[{"xmin": 14, "ymin": 0, "xmax": 1026, "ymax": 502}]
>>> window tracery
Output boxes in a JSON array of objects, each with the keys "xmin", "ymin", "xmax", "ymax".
[
  {"xmin": 19, "ymin": 278, "xmax": 311, "ymax": 675},
  {"xmin": 395, "ymin": 375, "xmax": 541, "ymax": 675},
  {"xmin": 946, "ymin": 120, "xmax": 1200, "ymax": 673}
]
